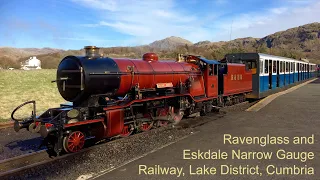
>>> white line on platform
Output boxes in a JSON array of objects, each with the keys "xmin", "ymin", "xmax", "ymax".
[{"xmin": 78, "ymin": 131, "xmax": 199, "ymax": 180}]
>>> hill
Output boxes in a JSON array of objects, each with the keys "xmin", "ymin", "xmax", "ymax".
[
  {"xmin": 149, "ymin": 36, "xmax": 193, "ymax": 50},
  {"xmin": 0, "ymin": 22, "xmax": 319, "ymax": 69},
  {"xmin": 257, "ymin": 23, "xmax": 320, "ymax": 61},
  {"xmin": 0, "ymin": 47, "xmax": 64, "ymax": 68}
]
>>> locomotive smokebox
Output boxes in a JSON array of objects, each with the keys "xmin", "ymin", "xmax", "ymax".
[{"xmin": 84, "ymin": 46, "xmax": 101, "ymax": 58}]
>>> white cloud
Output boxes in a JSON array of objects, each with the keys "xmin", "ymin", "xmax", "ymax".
[
  {"xmin": 212, "ymin": 1, "xmax": 320, "ymax": 41},
  {"xmin": 72, "ymin": 0, "xmax": 118, "ymax": 11},
  {"xmin": 72, "ymin": 0, "xmax": 319, "ymax": 46},
  {"xmin": 270, "ymin": 7, "xmax": 288, "ymax": 14}
]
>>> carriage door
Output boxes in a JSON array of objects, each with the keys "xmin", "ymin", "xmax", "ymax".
[
  {"xmin": 276, "ymin": 60, "xmax": 280, "ymax": 87},
  {"xmin": 205, "ymin": 64, "xmax": 218, "ymax": 97},
  {"xmin": 292, "ymin": 63, "xmax": 295, "ymax": 83},
  {"xmin": 308, "ymin": 64, "xmax": 310, "ymax": 78},
  {"xmin": 269, "ymin": 60, "xmax": 272, "ymax": 89},
  {"xmin": 297, "ymin": 63, "xmax": 300, "ymax": 81},
  {"xmin": 288, "ymin": 62, "xmax": 291, "ymax": 83}
]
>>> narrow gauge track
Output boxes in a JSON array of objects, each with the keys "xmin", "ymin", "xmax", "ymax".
[
  {"xmin": 0, "ymin": 101, "xmax": 255, "ymax": 179},
  {"xmin": 0, "ymin": 122, "xmax": 13, "ymax": 129}
]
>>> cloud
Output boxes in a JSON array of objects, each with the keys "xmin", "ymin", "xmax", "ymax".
[
  {"xmin": 72, "ymin": 0, "xmax": 118, "ymax": 11},
  {"xmin": 72, "ymin": 0, "xmax": 319, "ymax": 46},
  {"xmin": 270, "ymin": 7, "xmax": 288, "ymax": 14},
  {"xmin": 283, "ymin": 0, "xmax": 314, "ymax": 4},
  {"xmin": 73, "ymin": 0, "xmax": 215, "ymax": 44},
  {"xmin": 212, "ymin": 1, "xmax": 320, "ymax": 41}
]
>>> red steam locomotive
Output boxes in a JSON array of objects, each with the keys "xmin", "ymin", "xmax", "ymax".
[{"xmin": 11, "ymin": 46, "xmax": 252, "ymax": 156}]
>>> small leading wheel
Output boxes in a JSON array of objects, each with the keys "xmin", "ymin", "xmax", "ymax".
[
  {"xmin": 120, "ymin": 124, "xmax": 134, "ymax": 137},
  {"xmin": 63, "ymin": 131, "xmax": 85, "ymax": 153}
]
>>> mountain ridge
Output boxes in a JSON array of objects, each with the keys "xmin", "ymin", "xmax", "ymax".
[{"xmin": 1, "ymin": 22, "xmax": 319, "ymax": 68}]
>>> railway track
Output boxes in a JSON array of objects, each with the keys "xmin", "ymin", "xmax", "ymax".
[
  {"xmin": 0, "ymin": 122, "xmax": 13, "ymax": 130},
  {"xmin": 0, "ymin": 140, "xmax": 106, "ymax": 178},
  {"xmin": 0, "ymin": 150, "xmax": 48, "ymax": 176},
  {"xmin": 0, "ymin": 101, "xmax": 255, "ymax": 179}
]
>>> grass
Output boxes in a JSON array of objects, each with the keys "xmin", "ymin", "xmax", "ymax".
[{"xmin": 0, "ymin": 69, "xmax": 65, "ymax": 122}]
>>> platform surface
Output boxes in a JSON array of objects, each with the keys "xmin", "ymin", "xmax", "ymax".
[{"xmin": 93, "ymin": 78, "xmax": 320, "ymax": 180}]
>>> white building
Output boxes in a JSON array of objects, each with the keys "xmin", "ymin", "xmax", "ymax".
[{"xmin": 21, "ymin": 56, "xmax": 42, "ymax": 70}]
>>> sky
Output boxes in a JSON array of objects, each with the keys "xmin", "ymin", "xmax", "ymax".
[{"xmin": 0, "ymin": 0, "xmax": 319, "ymax": 50}]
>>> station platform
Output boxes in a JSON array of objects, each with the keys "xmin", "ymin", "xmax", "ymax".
[{"xmin": 93, "ymin": 78, "xmax": 320, "ymax": 180}]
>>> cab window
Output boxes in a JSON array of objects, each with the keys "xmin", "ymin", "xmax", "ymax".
[
  {"xmin": 209, "ymin": 64, "xmax": 213, "ymax": 76},
  {"xmin": 245, "ymin": 60, "xmax": 257, "ymax": 74},
  {"xmin": 214, "ymin": 64, "xmax": 218, "ymax": 75}
]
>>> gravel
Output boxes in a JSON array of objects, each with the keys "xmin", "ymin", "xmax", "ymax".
[{"xmin": 0, "ymin": 128, "xmax": 44, "ymax": 160}]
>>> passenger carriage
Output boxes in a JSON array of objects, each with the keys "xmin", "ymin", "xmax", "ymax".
[{"xmin": 223, "ymin": 53, "xmax": 316, "ymax": 99}]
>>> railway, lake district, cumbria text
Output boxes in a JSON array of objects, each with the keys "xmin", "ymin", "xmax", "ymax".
[{"xmin": 138, "ymin": 134, "xmax": 316, "ymax": 177}]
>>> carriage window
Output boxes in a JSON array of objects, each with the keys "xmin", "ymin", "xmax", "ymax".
[
  {"xmin": 264, "ymin": 60, "xmax": 268, "ymax": 73},
  {"xmin": 260, "ymin": 60, "xmax": 263, "ymax": 74},
  {"xmin": 273, "ymin": 61, "xmax": 276, "ymax": 73},
  {"xmin": 282, "ymin": 62, "xmax": 285, "ymax": 72},
  {"xmin": 299, "ymin": 63, "xmax": 301, "ymax": 71},
  {"xmin": 280, "ymin": 62, "xmax": 283, "ymax": 73},
  {"xmin": 286, "ymin": 62, "xmax": 289, "ymax": 72},
  {"xmin": 289, "ymin": 62, "xmax": 291, "ymax": 72},
  {"xmin": 293, "ymin": 63, "xmax": 295, "ymax": 72},
  {"xmin": 291, "ymin": 62, "xmax": 293, "ymax": 72}
]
